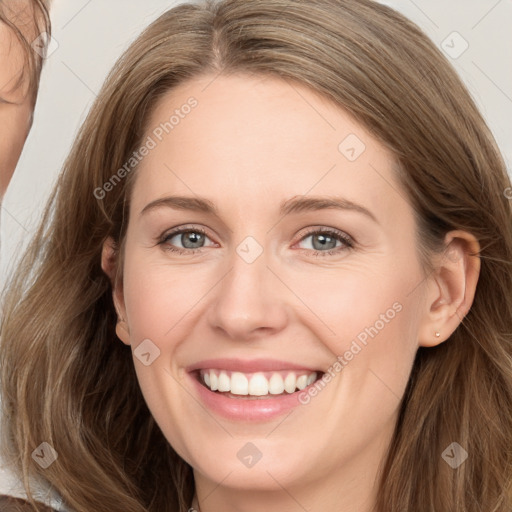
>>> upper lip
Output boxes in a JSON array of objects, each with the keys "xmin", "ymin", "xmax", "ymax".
[{"xmin": 187, "ymin": 358, "xmax": 320, "ymax": 373}]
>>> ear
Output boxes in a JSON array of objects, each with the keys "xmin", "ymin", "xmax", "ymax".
[
  {"xmin": 418, "ymin": 230, "xmax": 481, "ymax": 347},
  {"xmin": 101, "ymin": 236, "xmax": 131, "ymax": 346}
]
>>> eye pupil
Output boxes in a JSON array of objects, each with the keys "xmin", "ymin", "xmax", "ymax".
[
  {"xmin": 312, "ymin": 234, "xmax": 337, "ymax": 251},
  {"xmin": 182, "ymin": 232, "xmax": 205, "ymax": 248}
]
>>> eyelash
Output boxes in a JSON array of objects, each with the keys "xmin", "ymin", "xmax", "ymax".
[{"xmin": 158, "ymin": 226, "xmax": 355, "ymax": 257}]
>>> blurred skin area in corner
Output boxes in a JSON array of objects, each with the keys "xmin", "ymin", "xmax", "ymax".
[{"xmin": 0, "ymin": 0, "xmax": 49, "ymax": 201}]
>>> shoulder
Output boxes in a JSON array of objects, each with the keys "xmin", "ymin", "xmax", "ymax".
[{"xmin": 0, "ymin": 495, "xmax": 57, "ymax": 511}]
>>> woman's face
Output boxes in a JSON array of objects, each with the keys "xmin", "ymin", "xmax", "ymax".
[
  {"xmin": 108, "ymin": 73, "xmax": 437, "ymax": 506},
  {"xmin": 0, "ymin": 9, "xmax": 35, "ymax": 199}
]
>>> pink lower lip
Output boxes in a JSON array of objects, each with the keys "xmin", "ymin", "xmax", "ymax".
[{"xmin": 188, "ymin": 372, "xmax": 316, "ymax": 422}]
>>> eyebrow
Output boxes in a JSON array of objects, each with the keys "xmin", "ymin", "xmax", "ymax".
[{"xmin": 140, "ymin": 195, "xmax": 378, "ymax": 224}]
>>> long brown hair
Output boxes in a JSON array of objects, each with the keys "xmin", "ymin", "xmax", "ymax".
[{"xmin": 1, "ymin": 1, "xmax": 511, "ymax": 511}]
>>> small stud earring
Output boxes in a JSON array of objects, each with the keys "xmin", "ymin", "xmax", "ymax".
[{"xmin": 435, "ymin": 332, "xmax": 440, "ymax": 338}]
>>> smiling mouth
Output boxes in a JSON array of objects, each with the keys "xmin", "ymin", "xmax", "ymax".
[{"xmin": 195, "ymin": 369, "xmax": 324, "ymax": 399}]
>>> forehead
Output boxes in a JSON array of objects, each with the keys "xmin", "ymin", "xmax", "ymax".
[{"xmin": 131, "ymin": 73, "xmax": 409, "ymax": 226}]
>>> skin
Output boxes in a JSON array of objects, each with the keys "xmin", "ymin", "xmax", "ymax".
[
  {"xmin": 102, "ymin": 73, "xmax": 480, "ymax": 512},
  {"xmin": 0, "ymin": 1, "xmax": 38, "ymax": 199}
]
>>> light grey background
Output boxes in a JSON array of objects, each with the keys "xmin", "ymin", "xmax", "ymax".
[{"xmin": 0, "ymin": 0, "xmax": 511, "ymax": 497}]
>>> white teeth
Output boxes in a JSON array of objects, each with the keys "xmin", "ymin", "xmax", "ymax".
[
  {"xmin": 201, "ymin": 369, "xmax": 318, "ymax": 396},
  {"xmin": 230, "ymin": 372, "xmax": 249, "ymax": 395},
  {"xmin": 296, "ymin": 375, "xmax": 308, "ymax": 390},
  {"xmin": 218, "ymin": 371, "xmax": 230, "ymax": 392},
  {"xmin": 284, "ymin": 373, "xmax": 297, "ymax": 393},
  {"xmin": 268, "ymin": 373, "xmax": 285, "ymax": 394},
  {"xmin": 248, "ymin": 373, "xmax": 269, "ymax": 396},
  {"xmin": 209, "ymin": 370, "xmax": 218, "ymax": 391}
]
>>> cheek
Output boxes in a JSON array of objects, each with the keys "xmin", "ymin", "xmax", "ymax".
[
  {"xmin": 122, "ymin": 254, "xmax": 216, "ymax": 353},
  {"xmin": 285, "ymin": 259, "xmax": 421, "ymax": 359},
  {"xmin": 121, "ymin": 256, "xmax": 194, "ymax": 447}
]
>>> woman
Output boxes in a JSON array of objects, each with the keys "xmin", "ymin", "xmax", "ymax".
[{"xmin": 1, "ymin": 0, "xmax": 511, "ymax": 511}]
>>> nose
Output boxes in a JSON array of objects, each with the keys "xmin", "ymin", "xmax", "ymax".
[{"xmin": 206, "ymin": 244, "xmax": 289, "ymax": 341}]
